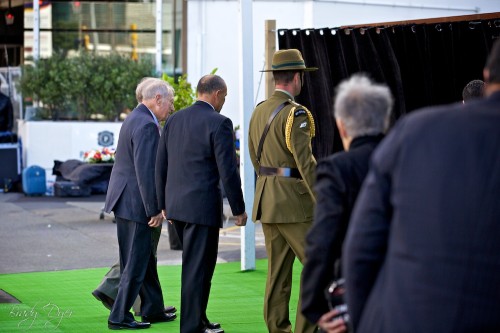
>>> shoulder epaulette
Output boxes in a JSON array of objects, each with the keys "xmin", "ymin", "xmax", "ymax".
[{"xmin": 284, "ymin": 102, "xmax": 316, "ymax": 153}]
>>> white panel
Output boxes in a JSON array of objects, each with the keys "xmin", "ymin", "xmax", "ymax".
[{"xmin": 17, "ymin": 120, "xmax": 122, "ymax": 176}]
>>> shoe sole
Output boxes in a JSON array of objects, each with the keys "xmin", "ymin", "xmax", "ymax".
[
  {"xmin": 108, "ymin": 323, "xmax": 151, "ymax": 330},
  {"xmin": 143, "ymin": 314, "xmax": 177, "ymax": 323},
  {"xmin": 134, "ymin": 306, "xmax": 177, "ymax": 317}
]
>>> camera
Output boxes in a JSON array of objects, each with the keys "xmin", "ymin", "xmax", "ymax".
[{"xmin": 325, "ymin": 278, "xmax": 350, "ymax": 324}]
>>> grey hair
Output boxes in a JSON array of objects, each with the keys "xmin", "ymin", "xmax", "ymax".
[
  {"xmin": 141, "ymin": 78, "xmax": 175, "ymax": 101},
  {"xmin": 334, "ymin": 73, "xmax": 393, "ymax": 138},
  {"xmin": 135, "ymin": 77, "xmax": 156, "ymax": 103},
  {"xmin": 462, "ymin": 79, "xmax": 484, "ymax": 102}
]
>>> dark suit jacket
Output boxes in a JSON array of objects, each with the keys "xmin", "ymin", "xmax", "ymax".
[
  {"xmin": 301, "ymin": 135, "xmax": 383, "ymax": 324},
  {"xmin": 156, "ymin": 101, "xmax": 245, "ymax": 227},
  {"xmin": 344, "ymin": 91, "xmax": 500, "ymax": 333},
  {"xmin": 104, "ymin": 104, "xmax": 160, "ymax": 223}
]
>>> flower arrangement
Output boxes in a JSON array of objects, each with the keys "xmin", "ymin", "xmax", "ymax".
[{"xmin": 83, "ymin": 147, "xmax": 116, "ymax": 163}]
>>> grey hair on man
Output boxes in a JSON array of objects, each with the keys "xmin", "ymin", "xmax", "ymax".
[
  {"xmin": 135, "ymin": 77, "xmax": 156, "ymax": 103},
  {"xmin": 142, "ymin": 78, "xmax": 175, "ymax": 101},
  {"xmin": 140, "ymin": 78, "xmax": 175, "ymax": 121},
  {"xmin": 334, "ymin": 73, "xmax": 393, "ymax": 143},
  {"xmin": 462, "ymin": 79, "xmax": 485, "ymax": 103}
]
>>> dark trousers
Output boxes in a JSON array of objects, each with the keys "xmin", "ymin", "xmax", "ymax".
[
  {"xmin": 174, "ymin": 220, "xmax": 219, "ymax": 333},
  {"xmin": 167, "ymin": 222, "xmax": 182, "ymax": 250},
  {"xmin": 108, "ymin": 217, "xmax": 164, "ymax": 323},
  {"xmin": 96, "ymin": 226, "xmax": 162, "ymax": 314}
]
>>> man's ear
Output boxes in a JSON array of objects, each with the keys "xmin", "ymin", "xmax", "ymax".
[
  {"xmin": 484, "ymin": 69, "xmax": 490, "ymax": 83},
  {"xmin": 336, "ymin": 118, "xmax": 347, "ymax": 139}
]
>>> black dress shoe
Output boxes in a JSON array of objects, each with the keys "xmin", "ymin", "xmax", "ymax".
[
  {"xmin": 202, "ymin": 328, "xmax": 224, "ymax": 333},
  {"xmin": 108, "ymin": 320, "xmax": 151, "ymax": 330},
  {"xmin": 207, "ymin": 322, "xmax": 221, "ymax": 329},
  {"xmin": 141, "ymin": 312, "xmax": 176, "ymax": 323},
  {"xmin": 92, "ymin": 290, "xmax": 114, "ymax": 310},
  {"xmin": 164, "ymin": 305, "xmax": 177, "ymax": 313},
  {"xmin": 134, "ymin": 305, "xmax": 177, "ymax": 317}
]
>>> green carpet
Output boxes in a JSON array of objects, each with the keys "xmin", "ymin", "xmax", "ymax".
[{"xmin": 0, "ymin": 259, "xmax": 302, "ymax": 332}]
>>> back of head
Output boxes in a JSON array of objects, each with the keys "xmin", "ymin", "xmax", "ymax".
[
  {"xmin": 485, "ymin": 38, "xmax": 500, "ymax": 85},
  {"xmin": 273, "ymin": 70, "xmax": 299, "ymax": 85},
  {"xmin": 135, "ymin": 77, "xmax": 156, "ymax": 103},
  {"xmin": 142, "ymin": 79, "xmax": 174, "ymax": 101},
  {"xmin": 334, "ymin": 73, "xmax": 393, "ymax": 138},
  {"xmin": 462, "ymin": 80, "xmax": 485, "ymax": 102},
  {"xmin": 196, "ymin": 75, "xmax": 226, "ymax": 95}
]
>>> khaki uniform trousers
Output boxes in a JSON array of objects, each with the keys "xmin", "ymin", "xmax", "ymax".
[{"xmin": 262, "ymin": 222, "xmax": 317, "ymax": 333}]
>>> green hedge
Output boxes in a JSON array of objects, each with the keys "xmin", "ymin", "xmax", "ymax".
[{"xmin": 18, "ymin": 52, "xmax": 155, "ymax": 121}]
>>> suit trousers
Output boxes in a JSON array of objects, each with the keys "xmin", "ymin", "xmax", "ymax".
[
  {"xmin": 96, "ymin": 226, "xmax": 162, "ymax": 314},
  {"xmin": 262, "ymin": 222, "xmax": 316, "ymax": 333},
  {"xmin": 108, "ymin": 217, "xmax": 164, "ymax": 323},
  {"xmin": 174, "ymin": 220, "xmax": 219, "ymax": 333}
]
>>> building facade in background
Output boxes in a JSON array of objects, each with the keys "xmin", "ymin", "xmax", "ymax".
[{"xmin": 1, "ymin": 0, "xmax": 184, "ymax": 76}]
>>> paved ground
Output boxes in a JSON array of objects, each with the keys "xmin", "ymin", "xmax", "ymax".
[{"xmin": 0, "ymin": 192, "xmax": 266, "ymax": 274}]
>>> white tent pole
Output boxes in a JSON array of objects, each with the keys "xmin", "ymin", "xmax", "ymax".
[
  {"xmin": 33, "ymin": 0, "xmax": 40, "ymax": 61},
  {"xmin": 156, "ymin": 0, "xmax": 163, "ymax": 74},
  {"xmin": 238, "ymin": 0, "xmax": 255, "ymax": 271}
]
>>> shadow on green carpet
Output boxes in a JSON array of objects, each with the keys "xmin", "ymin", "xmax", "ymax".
[{"xmin": 0, "ymin": 259, "xmax": 302, "ymax": 332}]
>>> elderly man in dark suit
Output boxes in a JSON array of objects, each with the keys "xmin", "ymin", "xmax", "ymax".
[
  {"xmin": 301, "ymin": 74, "xmax": 392, "ymax": 333},
  {"xmin": 343, "ymin": 38, "xmax": 500, "ymax": 333},
  {"xmin": 104, "ymin": 79, "xmax": 176, "ymax": 330},
  {"xmin": 92, "ymin": 77, "xmax": 176, "ymax": 318},
  {"xmin": 156, "ymin": 74, "xmax": 247, "ymax": 333}
]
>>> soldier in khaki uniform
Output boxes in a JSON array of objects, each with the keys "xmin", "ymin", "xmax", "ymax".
[{"xmin": 248, "ymin": 49, "xmax": 317, "ymax": 333}]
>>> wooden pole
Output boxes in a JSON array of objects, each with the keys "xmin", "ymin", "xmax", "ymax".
[{"xmin": 265, "ymin": 20, "xmax": 276, "ymax": 99}]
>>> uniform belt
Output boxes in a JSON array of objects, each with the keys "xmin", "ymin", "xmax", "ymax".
[{"xmin": 259, "ymin": 166, "xmax": 302, "ymax": 179}]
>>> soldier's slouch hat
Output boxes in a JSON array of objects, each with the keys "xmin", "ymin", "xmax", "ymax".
[{"xmin": 261, "ymin": 49, "xmax": 318, "ymax": 72}]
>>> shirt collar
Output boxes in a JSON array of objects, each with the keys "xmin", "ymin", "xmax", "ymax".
[
  {"xmin": 143, "ymin": 104, "xmax": 160, "ymax": 128},
  {"xmin": 197, "ymin": 100, "xmax": 216, "ymax": 110},
  {"xmin": 275, "ymin": 89, "xmax": 295, "ymax": 101}
]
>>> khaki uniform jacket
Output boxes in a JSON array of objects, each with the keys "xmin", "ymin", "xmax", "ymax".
[{"xmin": 248, "ymin": 90, "xmax": 317, "ymax": 223}]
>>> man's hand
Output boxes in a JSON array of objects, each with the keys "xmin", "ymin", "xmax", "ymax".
[
  {"xmin": 160, "ymin": 209, "xmax": 174, "ymax": 224},
  {"xmin": 318, "ymin": 309, "xmax": 348, "ymax": 333},
  {"xmin": 148, "ymin": 212, "xmax": 164, "ymax": 228},
  {"xmin": 234, "ymin": 212, "xmax": 248, "ymax": 226}
]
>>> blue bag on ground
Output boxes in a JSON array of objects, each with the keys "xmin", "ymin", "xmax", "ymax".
[{"xmin": 22, "ymin": 165, "xmax": 46, "ymax": 196}]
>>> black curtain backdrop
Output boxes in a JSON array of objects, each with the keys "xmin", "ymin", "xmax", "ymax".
[{"xmin": 278, "ymin": 17, "xmax": 500, "ymax": 159}]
